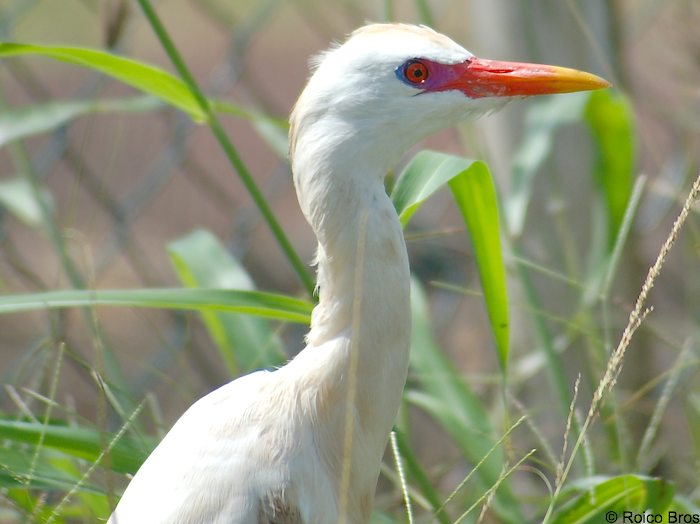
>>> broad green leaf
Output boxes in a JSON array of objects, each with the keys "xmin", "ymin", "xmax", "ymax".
[
  {"xmin": 0, "ymin": 95, "xmax": 162, "ymax": 148},
  {"xmin": 0, "ymin": 288, "xmax": 313, "ymax": 324},
  {"xmin": 0, "ymin": 419, "xmax": 154, "ymax": 475},
  {"xmin": 0, "ymin": 177, "xmax": 53, "ymax": 227},
  {"xmin": 0, "ymin": 43, "xmax": 205, "ymax": 121},
  {"xmin": 550, "ymin": 475, "xmax": 675, "ymax": 524},
  {"xmin": 393, "ymin": 150, "xmax": 508, "ymax": 368},
  {"xmin": 584, "ymin": 89, "xmax": 635, "ymax": 249},
  {"xmin": 168, "ymin": 230, "xmax": 285, "ymax": 376},
  {"xmin": 393, "ymin": 150, "xmax": 470, "ymax": 226},
  {"xmin": 408, "ymin": 279, "xmax": 523, "ymax": 524},
  {"xmin": 505, "ymin": 92, "xmax": 589, "ymax": 237},
  {"xmin": 448, "ymin": 162, "xmax": 508, "ymax": 367}
]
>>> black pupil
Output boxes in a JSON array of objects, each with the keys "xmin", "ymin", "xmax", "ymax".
[{"xmin": 402, "ymin": 60, "xmax": 427, "ymax": 84}]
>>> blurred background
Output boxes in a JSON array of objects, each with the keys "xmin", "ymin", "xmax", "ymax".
[{"xmin": 0, "ymin": 0, "xmax": 698, "ymax": 522}]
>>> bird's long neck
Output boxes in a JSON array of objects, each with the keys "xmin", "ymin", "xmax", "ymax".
[
  {"xmin": 302, "ymin": 162, "xmax": 411, "ymax": 410},
  {"xmin": 292, "ymin": 120, "xmax": 412, "ymax": 365},
  {"xmin": 308, "ymin": 171, "xmax": 411, "ymax": 355},
  {"xmin": 289, "ymin": 129, "xmax": 411, "ymax": 513}
]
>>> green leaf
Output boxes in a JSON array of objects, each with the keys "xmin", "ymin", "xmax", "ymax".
[
  {"xmin": 393, "ymin": 150, "xmax": 509, "ymax": 368},
  {"xmin": 0, "ymin": 418, "xmax": 153, "ymax": 475},
  {"xmin": 0, "ymin": 95, "xmax": 162, "ymax": 148},
  {"xmin": 0, "ymin": 43, "xmax": 205, "ymax": 121},
  {"xmin": 0, "ymin": 177, "xmax": 53, "ymax": 227},
  {"xmin": 550, "ymin": 475, "xmax": 675, "ymax": 524},
  {"xmin": 584, "ymin": 89, "xmax": 635, "ymax": 249},
  {"xmin": 0, "ymin": 288, "xmax": 313, "ymax": 324},
  {"xmin": 408, "ymin": 279, "xmax": 523, "ymax": 524},
  {"xmin": 393, "ymin": 150, "xmax": 469, "ymax": 226},
  {"xmin": 168, "ymin": 230, "xmax": 285, "ymax": 376},
  {"xmin": 505, "ymin": 92, "xmax": 589, "ymax": 237},
  {"xmin": 448, "ymin": 162, "xmax": 508, "ymax": 368}
]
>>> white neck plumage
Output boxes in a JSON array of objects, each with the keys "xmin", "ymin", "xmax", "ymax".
[{"xmin": 288, "ymin": 120, "xmax": 412, "ymax": 518}]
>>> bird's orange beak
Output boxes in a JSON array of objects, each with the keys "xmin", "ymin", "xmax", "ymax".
[{"xmin": 436, "ymin": 57, "xmax": 610, "ymax": 98}]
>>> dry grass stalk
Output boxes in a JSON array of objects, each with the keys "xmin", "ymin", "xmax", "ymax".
[
  {"xmin": 543, "ymin": 171, "xmax": 700, "ymax": 522},
  {"xmin": 593, "ymin": 172, "xmax": 700, "ymax": 414}
]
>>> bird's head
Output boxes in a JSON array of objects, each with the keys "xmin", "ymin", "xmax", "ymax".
[{"xmin": 290, "ymin": 24, "xmax": 609, "ymax": 215}]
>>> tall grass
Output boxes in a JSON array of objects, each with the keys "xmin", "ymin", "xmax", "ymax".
[{"xmin": 0, "ymin": 1, "xmax": 698, "ymax": 523}]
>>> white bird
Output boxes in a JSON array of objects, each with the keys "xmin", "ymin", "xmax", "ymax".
[{"xmin": 108, "ymin": 24, "xmax": 608, "ymax": 524}]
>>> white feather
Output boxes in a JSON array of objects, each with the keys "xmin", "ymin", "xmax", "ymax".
[{"xmin": 109, "ymin": 23, "xmax": 509, "ymax": 523}]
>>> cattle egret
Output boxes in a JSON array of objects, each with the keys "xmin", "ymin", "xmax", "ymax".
[{"xmin": 108, "ymin": 24, "xmax": 608, "ymax": 523}]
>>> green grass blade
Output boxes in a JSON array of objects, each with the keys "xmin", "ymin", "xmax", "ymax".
[
  {"xmin": 0, "ymin": 419, "xmax": 153, "ymax": 475},
  {"xmin": 0, "ymin": 26, "xmax": 313, "ymax": 296},
  {"xmin": 448, "ymin": 162, "xmax": 508, "ymax": 368},
  {"xmin": 0, "ymin": 95, "xmax": 162, "ymax": 148},
  {"xmin": 686, "ymin": 393, "xmax": 700, "ymax": 464},
  {"xmin": 0, "ymin": 176, "xmax": 53, "ymax": 227},
  {"xmin": 393, "ymin": 150, "xmax": 509, "ymax": 368},
  {"xmin": 0, "ymin": 44, "xmax": 289, "ymax": 158},
  {"xmin": 584, "ymin": 89, "xmax": 635, "ymax": 250},
  {"xmin": 168, "ymin": 230, "xmax": 286, "ymax": 376},
  {"xmin": 393, "ymin": 150, "xmax": 469, "ymax": 226},
  {"xmin": 0, "ymin": 288, "xmax": 313, "ymax": 323},
  {"xmin": 550, "ymin": 475, "xmax": 675, "ymax": 523},
  {"xmin": 505, "ymin": 92, "xmax": 590, "ymax": 237},
  {"xmin": 413, "ymin": 0, "xmax": 435, "ymax": 26},
  {"xmin": 0, "ymin": 448, "xmax": 102, "ymax": 493},
  {"xmin": 47, "ymin": 457, "xmax": 111, "ymax": 516},
  {"xmin": 505, "ymin": 89, "xmax": 632, "ymax": 248},
  {"xmin": 211, "ymin": 100, "xmax": 289, "ymax": 159},
  {"xmin": 408, "ymin": 279, "xmax": 523, "ymax": 523},
  {"xmin": 512, "ymin": 250, "xmax": 574, "ymax": 416},
  {"xmin": 598, "ymin": 175, "xmax": 647, "ymax": 301},
  {"xmin": 0, "ymin": 43, "xmax": 206, "ymax": 121},
  {"xmin": 135, "ymin": 0, "xmax": 317, "ymax": 296},
  {"xmin": 0, "ymin": 40, "xmax": 315, "ymax": 295},
  {"xmin": 391, "ymin": 428, "xmax": 451, "ymax": 524}
]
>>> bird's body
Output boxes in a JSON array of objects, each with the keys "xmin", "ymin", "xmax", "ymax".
[{"xmin": 109, "ymin": 24, "xmax": 608, "ymax": 524}]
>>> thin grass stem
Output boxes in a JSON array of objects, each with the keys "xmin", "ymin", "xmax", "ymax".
[
  {"xmin": 135, "ymin": 0, "xmax": 315, "ymax": 297},
  {"xmin": 390, "ymin": 431, "xmax": 415, "ymax": 524},
  {"xmin": 454, "ymin": 449, "xmax": 536, "ymax": 524},
  {"xmin": 543, "ymin": 172, "xmax": 700, "ymax": 522}
]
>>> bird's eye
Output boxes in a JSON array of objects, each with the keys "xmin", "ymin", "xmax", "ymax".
[{"xmin": 402, "ymin": 60, "xmax": 429, "ymax": 85}]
